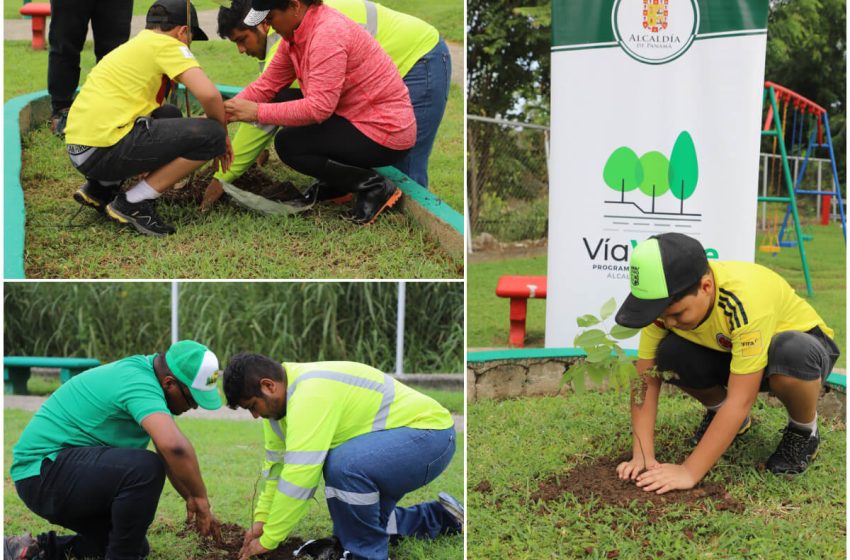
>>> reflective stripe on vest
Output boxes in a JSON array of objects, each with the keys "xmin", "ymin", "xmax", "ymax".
[
  {"xmin": 265, "ymin": 449, "xmax": 285, "ymax": 462},
  {"xmin": 386, "ymin": 510, "xmax": 398, "ymax": 534},
  {"xmin": 363, "ymin": 0, "xmax": 377, "ymax": 37},
  {"xmin": 269, "ymin": 419, "xmax": 286, "ymax": 442},
  {"xmin": 277, "ymin": 478, "xmax": 316, "ymax": 500},
  {"xmin": 284, "ymin": 449, "xmax": 328, "ymax": 465},
  {"xmin": 261, "ymin": 468, "xmax": 279, "ymax": 481},
  {"xmin": 325, "ymin": 486, "xmax": 380, "ymax": 505},
  {"xmin": 287, "ymin": 370, "xmax": 396, "ymax": 433}
]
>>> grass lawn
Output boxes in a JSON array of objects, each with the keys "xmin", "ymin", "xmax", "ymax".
[
  {"xmin": 5, "ymin": 0, "xmax": 463, "ymax": 42},
  {"xmin": 468, "ymin": 390, "xmax": 845, "ymax": 559},
  {"xmin": 5, "ymin": 37, "xmax": 463, "ymax": 279},
  {"xmin": 4, "ymin": 409, "xmax": 464, "ymax": 560},
  {"xmin": 468, "ymin": 224, "xmax": 846, "ymax": 368}
]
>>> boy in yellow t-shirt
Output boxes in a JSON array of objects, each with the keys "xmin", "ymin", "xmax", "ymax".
[
  {"xmin": 65, "ymin": 0, "xmax": 233, "ymax": 236},
  {"xmin": 613, "ymin": 233, "xmax": 839, "ymax": 493}
]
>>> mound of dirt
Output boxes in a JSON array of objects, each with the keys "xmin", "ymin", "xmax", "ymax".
[
  {"xmin": 183, "ymin": 523, "xmax": 306, "ymax": 560},
  {"xmin": 530, "ymin": 457, "xmax": 744, "ymax": 514},
  {"xmin": 161, "ymin": 166, "xmax": 306, "ymax": 206}
]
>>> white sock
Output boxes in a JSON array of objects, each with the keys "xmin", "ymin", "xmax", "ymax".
[
  {"xmin": 706, "ymin": 399, "xmax": 725, "ymax": 412},
  {"xmin": 789, "ymin": 414, "xmax": 817, "ymax": 436},
  {"xmin": 125, "ymin": 180, "xmax": 161, "ymax": 204}
]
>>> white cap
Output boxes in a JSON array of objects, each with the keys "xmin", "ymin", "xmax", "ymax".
[{"xmin": 244, "ymin": 8, "xmax": 270, "ymax": 26}]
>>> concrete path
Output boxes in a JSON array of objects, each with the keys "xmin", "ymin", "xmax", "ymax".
[
  {"xmin": 4, "ymin": 394, "xmax": 464, "ymax": 432},
  {"xmin": 5, "ymin": 11, "xmax": 464, "ymax": 85}
]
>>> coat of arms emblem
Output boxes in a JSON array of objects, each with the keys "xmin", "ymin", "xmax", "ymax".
[{"xmin": 643, "ymin": 0, "xmax": 669, "ymax": 32}]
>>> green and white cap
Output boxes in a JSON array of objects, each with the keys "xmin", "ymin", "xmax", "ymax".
[
  {"xmin": 165, "ymin": 340, "xmax": 222, "ymax": 410},
  {"xmin": 615, "ymin": 233, "xmax": 708, "ymax": 328}
]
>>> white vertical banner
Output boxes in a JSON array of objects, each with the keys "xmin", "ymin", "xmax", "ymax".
[{"xmin": 546, "ymin": 0, "xmax": 769, "ymax": 348}]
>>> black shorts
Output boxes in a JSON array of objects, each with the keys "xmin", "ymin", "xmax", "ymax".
[
  {"xmin": 68, "ymin": 105, "xmax": 226, "ymax": 182},
  {"xmin": 655, "ymin": 327, "xmax": 840, "ymax": 391}
]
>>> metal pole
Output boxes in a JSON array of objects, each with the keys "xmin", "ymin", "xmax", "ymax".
[
  {"xmin": 761, "ymin": 154, "xmax": 767, "ymax": 230},
  {"xmin": 395, "ymin": 281, "xmax": 406, "ymax": 376},
  {"xmin": 171, "ymin": 281, "xmax": 179, "ymax": 344}
]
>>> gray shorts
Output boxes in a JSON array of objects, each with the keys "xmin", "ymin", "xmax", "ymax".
[{"xmin": 656, "ymin": 327, "xmax": 840, "ymax": 391}]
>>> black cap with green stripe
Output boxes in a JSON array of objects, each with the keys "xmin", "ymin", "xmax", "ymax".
[{"xmin": 614, "ymin": 233, "xmax": 708, "ymax": 328}]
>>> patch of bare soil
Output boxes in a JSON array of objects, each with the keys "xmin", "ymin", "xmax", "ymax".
[
  {"xmin": 182, "ymin": 523, "xmax": 305, "ymax": 560},
  {"xmin": 530, "ymin": 457, "xmax": 744, "ymax": 515},
  {"xmin": 162, "ymin": 167, "xmax": 305, "ymax": 205}
]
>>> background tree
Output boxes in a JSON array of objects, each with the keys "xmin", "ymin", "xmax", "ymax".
[
  {"xmin": 467, "ymin": 0, "xmax": 550, "ymax": 232},
  {"xmin": 765, "ymin": 0, "xmax": 845, "ymax": 185},
  {"xmin": 603, "ymin": 147, "xmax": 644, "ymax": 202},
  {"xmin": 638, "ymin": 152, "xmax": 670, "ymax": 213},
  {"xmin": 668, "ymin": 131, "xmax": 699, "ymax": 214}
]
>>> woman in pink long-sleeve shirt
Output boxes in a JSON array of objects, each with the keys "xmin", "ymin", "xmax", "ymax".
[{"xmin": 224, "ymin": 0, "xmax": 416, "ymax": 225}]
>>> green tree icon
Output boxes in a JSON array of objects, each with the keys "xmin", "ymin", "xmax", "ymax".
[
  {"xmin": 668, "ymin": 131, "xmax": 699, "ymax": 214},
  {"xmin": 603, "ymin": 147, "xmax": 644, "ymax": 202},
  {"xmin": 638, "ymin": 151, "xmax": 669, "ymax": 213}
]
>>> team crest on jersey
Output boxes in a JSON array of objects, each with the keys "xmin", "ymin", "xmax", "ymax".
[
  {"xmin": 716, "ymin": 333, "xmax": 732, "ymax": 350},
  {"xmin": 643, "ymin": 0, "xmax": 669, "ymax": 32}
]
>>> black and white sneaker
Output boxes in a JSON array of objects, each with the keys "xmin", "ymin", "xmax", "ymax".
[
  {"xmin": 106, "ymin": 193, "xmax": 175, "ymax": 237},
  {"xmin": 293, "ymin": 536, "xmax": 346, "ymax": 560},
  {"xmin": 438, "ymin": 491, "xmax": 464, "ymax": 533},
  {"xmin": 73, "ymin": 180, "xmax": 121, "ymax": 213},
  {"xmin": 690, "ymin": 409, "xmax": 752, "ymax": 447},
  {"xmin": 766, "ymin": 424, "xmax": 820, "ymax": 475}
]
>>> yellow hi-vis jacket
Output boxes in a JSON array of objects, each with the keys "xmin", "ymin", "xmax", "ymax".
[{"xmin": 255, "ymin": 361, "xmax": 454, "ymax": 550}]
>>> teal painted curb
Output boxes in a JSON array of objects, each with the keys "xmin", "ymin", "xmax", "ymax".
[
  {"xmin": 4, "ymin": 89, "xmax": 48, "ymax": 279},
  {"xmin": 467, "ymin": 348, "xmax": 639, "ymax": 362},
  {"xmin": 377, "ymin": 166, "xmax": 464, "ymax": 234},
  {"xmin": 469, "ymin": 349, "xmax": 846, "ymax": 393}
]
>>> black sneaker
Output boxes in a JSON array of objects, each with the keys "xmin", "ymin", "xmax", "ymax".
[
  {"xmin": 690, "ymin": 409, "xmax": 752, "ymax": 446},
  {"xmin": 4, "ymin": 533, "xmax": 41, "ymax": 559},
  {"xmin": 293, "ymin": 536, "xmax": 346, "ymax": 560},
  {"xmin": 766, "ymin": 424, "xmax": 820, "ymax": 475},
  {"xmin": 73, "ymin": 180, "xmax": 121, "ymax": 213},
  {"xmin": 106, "ymin": 193, "xmax": 176, "ymax": 236},
  {"xmin": 438, "ymin": 491, "xmax": 464, "ymax": 533}
]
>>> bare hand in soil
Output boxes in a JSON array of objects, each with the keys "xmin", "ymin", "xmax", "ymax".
[
  {"xmin": 201, "ymin": 179, "xmax": 226, "ymax": 211},
  {"xmin": 213, "ymin": 137, "xmax": 234, "ymax": 175},
  {"xmin": 635, "ymin": 463, "xmax": 697, "ymax": 494},
  {"xmin": 616, "ymin": 456, "xmax": 658, "ymax": 481},
  {"xmin": 256, "ymin": 149, "xmax": 269, "ymax": 167},
  {"xmin": 186, "ymin": 497, "xmax": 221, "ymax": 539},
  {"xmin": 239, "ymin": 537, "xmax": 270, "ymax": 560},
  {"xmin": 225, "ymin": 98, "xmax": 259, "ymax": 123},
  {"xmin": 242, "ymin": 522, "xmax": 265, "ymax": 551}
]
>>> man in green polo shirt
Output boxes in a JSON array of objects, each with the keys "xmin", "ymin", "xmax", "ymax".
[
  {"xmin": 202, "ymin": 0, "xmax": 450, "ymax": 210},
  {"xmin": 7, "ymin": 340, "xmax": 224, "ymax": 560},
  {"xmin": 222, "ymin": 353, "xmax": 463, "ymax": 560}
]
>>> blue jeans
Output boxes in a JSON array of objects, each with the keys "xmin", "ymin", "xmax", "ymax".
[
  {"xmin": 323, "ymin": 426, "xmax": 458, "ymax": 560},
  {"xmin": 395, "ymin": 39, "xmax": 452, "ymax": 189}
]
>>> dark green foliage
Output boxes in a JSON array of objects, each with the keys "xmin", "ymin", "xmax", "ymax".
[{"xmin": 3, "ymin": 283, "xmax": 464, "ymax": 373}]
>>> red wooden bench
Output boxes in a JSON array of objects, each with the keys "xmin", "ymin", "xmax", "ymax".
[
  {"xmin": 20, "ymin": 3, "xmax": 51, "ymax": 50},
  {"xmin": 495, "ymin": 275, "xmax": 547, "ymax": 347}
]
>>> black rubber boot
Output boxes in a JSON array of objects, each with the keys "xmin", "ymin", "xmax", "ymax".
[
  {"xmin": 302, "ymin": 181, "xmax": 353, "ymax": 205},
  {"xmin": 315, "ymin": 160, "xmax": 402, "ymax": 225}
]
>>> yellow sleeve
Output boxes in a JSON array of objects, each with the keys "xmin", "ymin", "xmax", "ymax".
[
  {"xmin": 254, "ymin": 420, "xmax": 287, "ymax": 523},
  {"xmin": 213, "ymin": 122, "xmax": 276, "ymax": 184},
  {"xmin": 259, "ymin": 388, "xmax": 343, "ymax": 550},
  {"xmin": 156, "ymin": 41, "xmax": 200, "ymax": 81},
  {"xmin": 637, "ymin": 321, "xmax": 669, "ymax": 360}
]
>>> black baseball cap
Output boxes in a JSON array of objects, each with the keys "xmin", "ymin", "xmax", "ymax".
[
  {"xmin": 147, "ymin": 0, "xmax": 209, "ymax": 41},
  {"xmin": 614, "ymin": 233, "xmax": 709, "ymax": 328}
]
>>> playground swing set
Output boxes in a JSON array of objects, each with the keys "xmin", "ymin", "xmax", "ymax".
[{"xmin": 758, "ymin": 81, "xmax": 846, "ymax": 296}]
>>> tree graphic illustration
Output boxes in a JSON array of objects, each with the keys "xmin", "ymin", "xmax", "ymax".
[
  {"xmin": 668, "ymin": 131, "xmax": 699, "ymax": 214},
  {"xmin": 603, "ymin": 147, "xmax": 643, "ymax": 202},
  {"xmin": 638, "ymin": 151, "xmax": 669, "ymax": 213}
]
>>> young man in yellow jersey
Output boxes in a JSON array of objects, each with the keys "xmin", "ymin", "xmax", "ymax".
[
  {"xmin": 613, "ymin": 233, "xmax": 839, "ymax": 494},
  {"xmin": 222, "ymin": 353, "xmax": 463, "ymax": 560},
  {"xmin": 203, "ymin": 0, "xmax": 450, "ymax": 208},
  {"xmin": 65, "ymin": 0, "xmax": 233, "ymax": 236}
]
